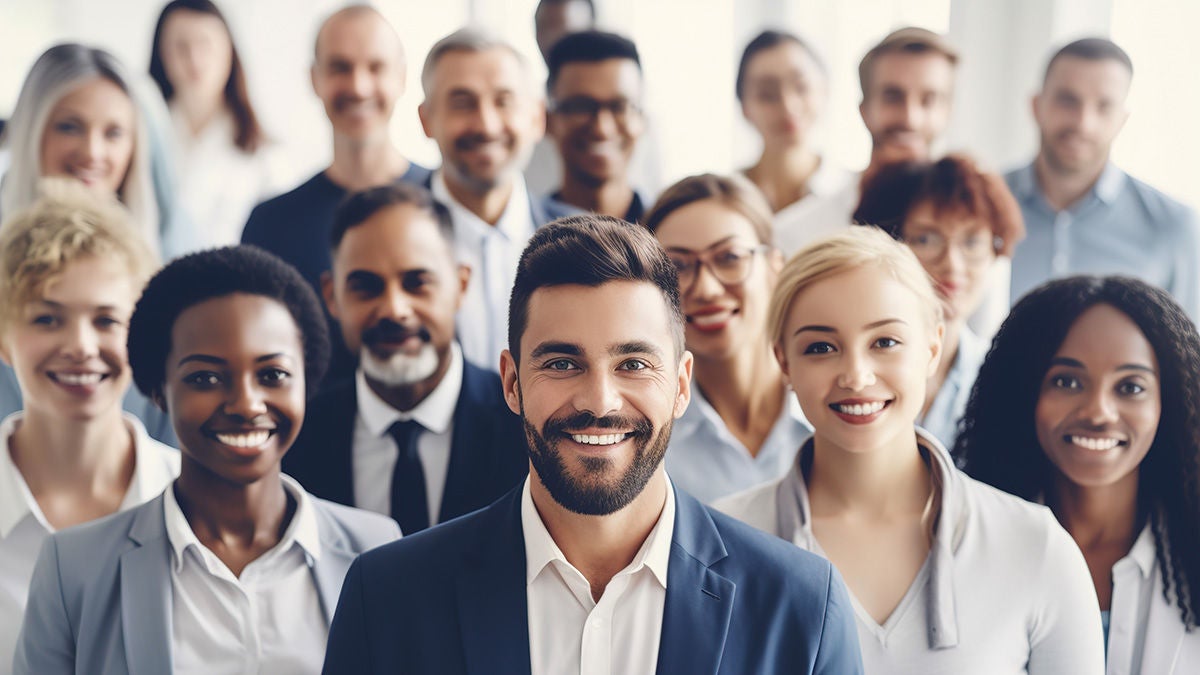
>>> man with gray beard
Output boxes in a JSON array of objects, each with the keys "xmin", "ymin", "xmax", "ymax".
[{"xmin": 283, "ymin": 183, "xmax": 528, "ymax": 535}]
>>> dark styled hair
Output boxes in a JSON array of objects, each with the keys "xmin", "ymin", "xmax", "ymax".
[
  {"xmin": 507, "ymin": 214, "xmax": 684, "ymax": 359},
  {"xmin": 858, "ymin": 26, "xmax": 958, "ymax": 99},
  {"xmin": 535, "ymin": 0, "xmax": 596, "ymax": 21},
  {"xmin": 958, "ymin": 276, "xmax": 1200, "ymax": 628},
  {"xmin": 644, "ymin": 173, "xmax": 775, "ymax": 246},
  {"xmin": 149, "ymin": 0, "xmax": 265, "ymax": 152},
  {"xmin": 546, "ymin": 30, "xmax": 640, "ymax": 93},
  {"xmin": 736, "ymin": 30, "xmax": 826, "ymax": 102},
  {"xmin": 128, "ymin": 245, "xmax": 330, "ymax": 401},
  {"xmin": 330, "ymin": 183, "xmax": 454, "ymax": 251},
  {"xmin": 853, "ymin": 154, "xmax": 1025, "ymax": 256},
  {"xmin": 1044, "ymin": 37, "xmax": 1133, "ymax": 84}
]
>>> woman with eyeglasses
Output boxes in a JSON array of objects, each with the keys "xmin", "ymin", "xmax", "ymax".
[
  {"xmin": 645, "ymin": 174, "xmax": 810, "ymax": 503},
  {"xmin": 853, "ymin": 154, "xmax": 1024, "ymax": 452}
]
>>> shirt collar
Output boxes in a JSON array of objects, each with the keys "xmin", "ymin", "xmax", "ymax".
[
  {"xmin": 1094, "ymin": 162, "xmax": 1126, "ymax": 205},
  {"xmin": 431, "ymin": 169, "xmax": 534, "ymax": 243},
  {"xmin": 1013, "ymin": 160, "xmax": 1125, "ymax": 209},
  {"xmin": 676, "ymin": 382, "xmax": 809, "ymax": 438},
  {"xmin": 1123, "ymin": 522, "xmax": 1157, "ymax": 579},
  {"xmin": 521, "ymin": 474, "xmax": 676, "ymax": 589},
  {"xmin": 356, "ymin": 342, "xmax": 464, "ymax": 437},
  {"xmin": 0, "ymin": 413, "xmax": 37, "ymax": 538}
]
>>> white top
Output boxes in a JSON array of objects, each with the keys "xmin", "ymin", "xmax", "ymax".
[
  {"xmin": 762, "ymin": 164, "xmax": 858, "ymax": 257},
  {"xmin": 522, "ymin": 475, "xmax": 675, "ymax": 675},
  {"xmin": 163, "ymin": 474, "xmax": 327, "ymax": 675},
  {"xmin": 352, "ymin": 343, "xmax": 463, "ymax": 525},
  {"xmin": 0, "ymin": 413, "xmax": 179, "ymax": 675},
  {"xmin": 169, "ymin": 106, "xmax": 285, "ymax": 250},
  {"xmin": 1107, "ymin": 523, "xmax": 1200, "ymax": 674},
  {"xmin": 715, "ymin": 429, "xmax": 1105, "ymax": 675},
  {"xmin": 432, "ymin": 171, "xmax": 535, "ymax": 372}
]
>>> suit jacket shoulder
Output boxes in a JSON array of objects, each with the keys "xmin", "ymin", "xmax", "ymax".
[
  {"xmin": 284, "ymin": 378, "xmax": 359, "ymax": 505},
  {"xmin": 310, "ymin": 495, "xmax": 401, "ymax": 552}
]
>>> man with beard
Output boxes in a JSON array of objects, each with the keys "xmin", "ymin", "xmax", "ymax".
[
  {"xmin": 320, "ymin": 215, "xmax": 863, "ymax": 675},
  {"xmin": 242, "ymin": 6, "xmax": 430, "ymax": 388},
  {"xmin": 1007, "ymin": 38, "xmax": 1199, "ymax": 318},
  {"xmin": 418, "ymin": 29, "xmax": 577, "ymax": 373},
  {"xmin": 284, "ymin": 184, "xmax": 528, "ymax": 535}
]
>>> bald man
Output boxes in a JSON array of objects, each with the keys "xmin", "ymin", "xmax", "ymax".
[{"xmin": 243, "ymin": 5, "xmax": 430, "ymax": 388}]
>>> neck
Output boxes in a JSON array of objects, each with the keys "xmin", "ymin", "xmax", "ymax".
[
  {"xmin": 529, "ymin": 466, "xmax": 668, "ymax": 601},
  {"xmin": 693, "ymin": 345, "xmax": 786, "ymax": 455},
  {"xmin": 808, "ymin": 429, "xmax": 931, "ymax": 518},
  {"xmin": 746, "ymin": 146, "xmax": 820, "ymax": 211},
  {"xmin": 173, "ymin": 95, "xmax": 224, "ymax": 137},
  {"xmin": 1034, "ymin": 153, "xmax": 1107, "ymax": 212},
  {"xmin": 924, "ymin": 319, "xmax": 963, "ymax": 417},
  {"xmin": 366, "ymin": 357, "xmax": 452, "ymax": 413},
  {"xmin": 1050, "ymin": 470, "xmax": 1141, "ymax": 550},
  {"xmin": 327, "ymin": 134, "xmax": 408, "ymax": 193},
  {"xmin": 444, "ymin": 172, "xmax": 515, "ymax": 226},
  {"xmin": 10, "ymin": 406, "xmax": 134, "ymax": 490},
  {"xmin": 557, "ymin": 174, "xmax": 634, "ymax": 219},
  {"xmin": 174, "ymin": 461, "xmax": 290, "ymax": 546}
]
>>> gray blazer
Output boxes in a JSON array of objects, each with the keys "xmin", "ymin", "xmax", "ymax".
[{"xmin": 13, "ymin": 489, "xmax": 400, "ymax": 675}]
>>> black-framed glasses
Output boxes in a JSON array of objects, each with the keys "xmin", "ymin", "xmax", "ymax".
[
  {"xmin": 668, "ymin": 245, "xmax": 770, "ymax": 290},
  {"xmin": 549, "ymin": 96, "xmax": 641, "ymax": 125}
]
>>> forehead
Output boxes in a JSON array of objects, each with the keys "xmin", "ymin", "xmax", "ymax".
[
  {"xmin": 746, "ymin": 42, "xmax": 823, "ymax": 82},
  {"xmin": 162, "ymin": 9, "xmax": 227, "ymax": 39},
  {"xmin": 522, "ymin": 281, "xmax": 675, "ymax": 355},
  {"xmin": 655, "ymin": 199, "xmax": 761, "ymax": 249},
  {"xmin": 333, "ymin": 205, "xmax": 453, "ymax": 272},
  {"xmin": 1044, "ymin": 56, "xmax": 1131, "ymax": 97},
  {"xmin": 52, "ymin": 78, "xmax": 133, "ymax": 115},
  {"xmin": 169, "ymin": 293, "xmax": 303, "ymax": 360},
  {"xmin": 903, "ymin": 200, "xmax": 988, "ymax": 232},
  {"xmin": 316, "ymin": 13, "xmax": 401, "ymax": 63},
  {"xmin": 429, "ymin": 48, "xmax": 528, "ymax": 97},
  {"xmin": 553, "ymin": 58, "xmax": 641, "ymax": 99},
  {"xmin": 1055, "ymin": 304, "xmax": 1156, "ymax": 370},
  {"xmin": 868, "ymin": 51, "xmax": 954, "ymax": 94},
  {"xmin": 786, "ymin": 265, "xmax": 931, "ymax": 333},
  {"xmin": 38, "ymin": 255, "xmax": 136, "ymax": 305}
]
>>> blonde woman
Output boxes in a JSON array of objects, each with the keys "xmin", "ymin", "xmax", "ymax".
[{"xmin": 716, "ymin": 227, "xmax": 1104, "ymax": 673}]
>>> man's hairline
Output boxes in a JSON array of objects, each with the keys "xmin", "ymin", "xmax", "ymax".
[{"xmin": 861, "ymin": 49, "xmax": 957, "ymax": 101}]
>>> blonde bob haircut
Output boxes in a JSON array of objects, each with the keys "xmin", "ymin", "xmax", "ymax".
[
  {"xmin": 766, "ymin": 226, "xmax": 943, "ymax": 348},
  {"xmin": 0, "ymin": 178, "xmax": 158, "ymax": 331}
]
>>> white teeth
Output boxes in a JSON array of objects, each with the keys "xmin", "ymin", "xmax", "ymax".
[
  {"xmin": 55, "ymin": 372, "xmax": 103, "ymax": 385},
  {"xmin": 691, "ymin": 312, "xmax": 731, "ymax": 327},
  {"xmin": 215, "ymin": 431, "xmax": 271, "ymax": 448},
  {"xmin": 1069, "ymin": 436, "xmax": 1121, "ymax": 451},
  {"xmin": 833, "ymin": 401, "xmax": 886, "ymax": 416},
  {"xmin": 571, "ymin": 433, "xmax": 627, "ymax": 446}
]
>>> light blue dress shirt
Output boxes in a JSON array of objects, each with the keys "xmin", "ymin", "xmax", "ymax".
[
  {"xmin": 666, "ymin": 383, "xmax": 811, "ymax": 504},
  {"xmin": 918, "ymin": 327, "xmax": 987, "ymax": 459},
  {"xmin": 1006, "ymin": 162, "xmax": 1200, "ymax": 318}
]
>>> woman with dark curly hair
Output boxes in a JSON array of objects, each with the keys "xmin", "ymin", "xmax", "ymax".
[
  {"xmin": 958, "ymin": 275, "xmax": 1200, "ymax": 672},
  {"xmin": 15, "ymin": 246, "xmax": 399, "ymax": 675}
]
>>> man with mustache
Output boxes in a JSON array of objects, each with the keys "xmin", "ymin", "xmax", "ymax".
[
  {"xmin": 242, "ymin": 6, "xmax": 430, "ymax": 386},
  {"xmin": 320, "ymin": 214, "xmax": 863, "ymax": 675},
  {"xmin": 418, "ymin": 29, "xmax": 577, "ymax": 374},
  {"xmin": 284, "ymin": 183, "xmax": 528, "ymax": 535},
  {"xmin": 1007, "ymin": 38, "xmax": 1199, "ymax": 318}
]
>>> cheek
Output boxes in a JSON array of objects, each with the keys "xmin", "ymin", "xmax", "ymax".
[
  {"xmin": 39, "ymin": 136, "xmax": 71, "ymax": 173},
  {"xmin": 1033, "ymin": 394, "xmax": 1062, "ymax": 445}
]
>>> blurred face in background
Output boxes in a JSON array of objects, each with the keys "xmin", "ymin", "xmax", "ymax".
[
  {"xmin": 859, "ymin": 51, "xmax": 954, "ymax": 161},
  {"xmin": 159, "ymin": 8, "xmax": 233, "ymax": 106},
  {"xmin": 535, "ymin": 0, "xmax": 595, "ymax": 63},
  {"xmin": 741, "ymin": 41, "xmax": 827, "ymax": 149},
  {"xmin": 312, "ymin": 10, "xmax": 406, "ymax": 142},
  {"xmin": 900, "ymin": 201, "xmax": 996, "ymax": 323},
  {"xmin": 1034, "ymin": 56, "xmax": 1131, "ymax": 177},
  {"xmin": 39, "ymin": 77, "xmax": 136, "ymax": 196},
  {"xmin": 549, "ymin": 58, "xmax": 644, "ymax": 187}
]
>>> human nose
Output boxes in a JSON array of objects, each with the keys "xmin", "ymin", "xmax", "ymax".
[
  {"xmin": 380, "ymin": 285, "xmax": 415, "ymax": 322},
  {"xmin": 836, "ymin": 349, "xmax": 876, "ymax": 391},
  {"xmin": 62, "ymin": 319, "xmax": 100, "ymax": 359},
  {"xmin": 349, "ymin": 66, "xmax": 373, "ymax": 98},
  {"xmin": 573, "ymin": 368, "xmax": 623, "ymax": 419},
  {"xmin": 474, "ymin": 100, "xmax": 503, "ymax": 136},
  {"xmin": 1080, "ymin": 387, "xmax": 1119, "ymax": 426},
  {"xmin": 225, "ymin": 373, "xmax": 268, "ymax": 420},
  {"xmin": 81, "ymin": 129, "xmax": 107, "ymax": 164},
  {"xmin": 687, "ymin": 259, "xmax": 724, "ymax": 299}
]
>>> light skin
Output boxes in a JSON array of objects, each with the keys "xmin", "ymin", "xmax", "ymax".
[
  {"xmin": 534, "ymin": 0, "xmax": 595, "ymax": 63},
  {"xmin": 312, "ymin": 8, "xmax": 411, "ymax": 191},
  {"xmin": 654, "ymin": 199, "xmax": 785, "ymax": 457},
  {"xmin": 159, "ymin": 8, "xmax": 233, "ymax": 135},
  {"xmin": 1035, "ymin": 304, "xmax": 1159, "ymax": 610},
  {"xmin": 39, "ymin": 78, "xmax": 136, "ymax": 196},
  {"xmin": 0, "ymin": 256, "xmax": 138, "ymax": 530},
  {"xmin": 162, "ymin": 293, "xmax": 307, "ymax": 577},
  {"xmin": 549, "ymin": 58, "xmax": 644, "ymax": 218},
  {"xmin": 322, "ymin": 204, "xmax": 470, "ymax": 411},
  {"xmin": 859, "ymin": 51, "xmax": 954, "ymax": 164},
  {"xmin": 741, "ymin": 42, "xmax": 828, "ymax": 212},
  {"xmin": 776, "ymin": 265, "xmax": 942, "ymax": 623},
  {"xmin": 419, "ymin": 47, "xmax": 544, "ymax": 225},
  {"xmin": 500, "ymin": 281, "xmax": 691, "ymax": 601},
  {"xmin": 1032, "ymin": 56, "xmax": 1132, "ymax": 211}
]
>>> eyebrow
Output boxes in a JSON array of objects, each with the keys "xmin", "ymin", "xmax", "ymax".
[
  {"xmin": 792, "ymin": 318, "xmax": 907, "ymax": 337},
  {"xmin": 1048, "ymin": 356, "xmax": 1156, "ymax": 375},
  {"xmin": 528, "ymin": 341, "xmax": 665, "ymax": 360},
  {"xmin": 530, "ymin": 342, "xmax": 581, "ymax": 359},
  {"xmin": 34, "ymin": 300, "xmax": 123, "ymax": 313},
  {"xmin": 177, "ymin": 353, "xmax": 292, "ymax": 367},
  {"xmin": 664, "ymin": 236, "xmax": 737, "ymax": 254},
  {"xmin": 611, "ymin": 340, "xmax": 664, "ymax": 360}
]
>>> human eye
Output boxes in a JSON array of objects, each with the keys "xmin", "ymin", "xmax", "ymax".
[
  {"xmin": 1047, "ymin": 373, "xmax": 1082, "ymax": 390},
  {"xmin": 618, "ymin": 359, "xmax": 650, "ymax": 372},
  {"xmin": 183, "ymin": 371, "xmax": 221, "ymax": 388},
  {"xmin": 105, "ymin": 125, "xmax": 126, "ymax": 141},
  {"xmin": 259, "ymin": 367, "xmax": 293, "ymax": 386},
  {"xmin": 803, "ymin": 341, "xmax": 836, "ymax": 355},
  {"xmin": 31, "ymin": 313, "xmax": 61, "ymax": 328},
  {"xmin": 94, "ymin": 314, "xmax": 123, "ymax": 330},
  {"xmin": 52, "ymin": 119, "xmax": 82, "ymax": 135},
  {"xmin": 873, "ymin": 336, "xmax": 901, "ymax": 349},
  {"xmin": 714, "ymin": 248, "xmax": 749, "ymax": 268},
  {"xmin": 1116, "ymin": 379, "xmax": 1146, "ymax": 396},
  {"xmin": 542, "ymin": 358, "xmax": 579, "ymax": 372},
  {"xmin": 347, "ymin": 275, "xmax": 384, "ymax": 297}
]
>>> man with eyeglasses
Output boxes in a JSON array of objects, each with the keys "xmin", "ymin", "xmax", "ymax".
[{"xmin": 542, "ymin": 31, "xmax": 649, "ymax": 224}]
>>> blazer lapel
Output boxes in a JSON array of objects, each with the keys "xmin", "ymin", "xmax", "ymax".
[
  {"xmin": 456, "ymin": 488, "xmax": 531, "ymax": 675},
  {"xmin": 656, "ymin": 489, "xmax": 735, "ymax": 675},
  {"xmin": 119, "ymin": 497, "xmax": 174, "ymax": 675},
  {"xmin": 310, "ymin": 503, "xmax": 358, "ymax": 625},
  {"xmin": 440, "ymin": 366, "xmax": 484, "ymax": 522}
]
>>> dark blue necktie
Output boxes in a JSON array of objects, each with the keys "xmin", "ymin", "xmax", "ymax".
[{"xmin": 387, "ymin": 420, "xmax": 429, "ymax": 535}]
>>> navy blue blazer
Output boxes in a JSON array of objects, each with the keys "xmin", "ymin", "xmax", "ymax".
[
  {"xmin": 284, "ymin": 360, "xmax": 529, "ymax": 526},
  {"xmin": 321, "ymin": 484, "xmax": 864, "ymax": 675}
]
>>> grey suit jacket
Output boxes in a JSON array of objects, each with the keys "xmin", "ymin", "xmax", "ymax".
[{"xmin": 13, "ymin": 487, "xmax": 400, "ymax": 675}]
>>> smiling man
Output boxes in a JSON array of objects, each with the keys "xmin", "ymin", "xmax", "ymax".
[
  {"xmin": 321, "ymin": 214, "xmax": 863, "ymax": 675},
  {"xmin": 284, "ymin": 184, "xmax": 528, "ymax": 535}
]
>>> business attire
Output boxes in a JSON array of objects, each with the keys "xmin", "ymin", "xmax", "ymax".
[
  {"xmin": 13, "ymin": 477, "xmax": 399, "ymax": 675},
  {"xmin": 1007, "ymin": 162, "xmax": 1200, "ymax": 317},
  {"xmin": 0, "ymin": 413, "xmax": 179, "ymax": 675},
  {"xmin": 757, "ymin": 162, "xmax": 858, "ymax": 257},
  {"xmin": 320, "ymin": 477, "xmax": 864, "ymax": 674},
  {"xmin": 665, "ymin": 383, "xmax": 811, "ymax": 504},
  {"xmin": 429, "ymin": 171, "xmax": 577, "ymax": 371},
  {"xmin": 549, "ymin": 188, "xmax": 647, "ymax": 224},
  {"xmin": 918, "ymin": 326, "xmax": 987, "ymax": 456},
  {"xmin": 715, "ymin": 429, "xmax": 1105, "ymax": 675},
  {"xmin": 1106, "ymin": 522, "xmax": 1200, "ymax": 674},
  {"xmin": 284, "ymin": 347, "xmax": 528, "ymax": 533}
]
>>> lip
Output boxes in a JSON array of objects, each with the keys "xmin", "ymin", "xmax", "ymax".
[
  {"xmin": 562, "ymin": 428, "xmax": 634, "ymax": 454},
  {"xmin": 47, "ymin": 369, "xmax": 112, "ymax": 395},
  {"xmin": 205, "ymin": 427, "xmax": 277, "ymax": 457},
  {"xmin": 828, "ymin": 398, "xmax": 893, "ymax": 425},
  {"xmin": 1060, "ymin": 433, "xmax": 1128, "ymax": 452},
  {"xmin": 686, "ymin": 306, "xmax": 738, "ymax": 333}
]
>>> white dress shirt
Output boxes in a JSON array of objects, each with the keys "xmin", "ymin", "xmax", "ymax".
[
  {"xmin": 432, "ymin": 171, "xmax": 536, "ymax": 372},
  {"xmin": 755, "ymin": 162, "xmax": 858, "ymax": 257},
  {"xmin": 164, "ymin": 474, "xmax": 327, "ymax": 675},
  {"xmin": 715, "ymin": 429, "xmax": 1105, "ymax": 675},
  {"xmin": 522, "ymin": 476, "xmax": 675, "ymax": 675},
  {"xmin": 352, "ymin": 344, "xmax": 462, "ymax": 524},
  {"xmin": 0, "ymin": 413, "xmax": 179, "ymax": 675}
]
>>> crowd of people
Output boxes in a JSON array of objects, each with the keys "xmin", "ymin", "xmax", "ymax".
[{"xmin": 0, "ymin": 0, "xmax": 1197, "ymax": 674}]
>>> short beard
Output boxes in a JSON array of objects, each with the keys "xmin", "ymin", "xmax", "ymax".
[
  {"xmin": 359, "ymin": 343, "xmax": 440, "ymax": 387},
  {"xmin": 522, "ymin": 407, "xmax": 670, "ymax": 516}
]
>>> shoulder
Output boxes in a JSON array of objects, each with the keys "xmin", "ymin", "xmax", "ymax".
[
  {"xmin": 353, "ymin": 495, "xmax": 508, "ymax": 576},
  {"xmin": 45, "ymin": 498, "xmax": 156, "ymax": 572},
  {"xmin": 400, "ymin": 160, "xmax": 433, "ymax": 188},
  {"xmin": 702, "ymin": 503, "xmax": 836, "ymax": 600},
  {"xmin": 1122, "ymin": 172, "xmax": 1196, "ymax": 231},
  {"xmin": 243, "ymin": 172, "xmax": 330, "ymax": 228},
  {"xmin": 539, "ymin": 194, "xmax": 583, "ymax": 222},
  {"xmin": 958, "ymin": 473, "xmax": 1075, "ymax": 562},
  {"xmin": 711, "ymin": 479, "xmax": 783, "ymax": 536},
  {"xmin": 310, "ymin": 496, "xmax": 401, "ymax": 551}
]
